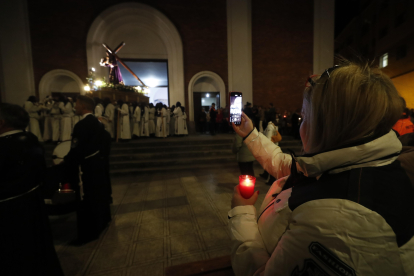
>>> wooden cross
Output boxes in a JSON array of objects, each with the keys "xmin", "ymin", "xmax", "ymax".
[{"xmin": 102, "ymin": 42, "xmax": 147, "ymax": 87}]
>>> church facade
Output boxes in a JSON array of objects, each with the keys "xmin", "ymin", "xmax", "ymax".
[{"xmin": 0, "ymin": 0, "xmax": 334, "ymax": 123}]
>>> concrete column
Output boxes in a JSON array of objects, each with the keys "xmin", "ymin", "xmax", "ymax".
[
  {"xmin": 0, "ymin": 0, "xmax": 35, "ymax": 105},
  {"xmin": 227, "ymin": 0, "xmax": 253, "ymax": 105},
  {"xmin": 313, "ymin": 0, "xmax": 335, "ymax": 74}
]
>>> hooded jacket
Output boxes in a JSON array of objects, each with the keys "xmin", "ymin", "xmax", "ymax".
[{"xmin": 228, "ymin": 128, "xmax": 414, "ymax": 276}]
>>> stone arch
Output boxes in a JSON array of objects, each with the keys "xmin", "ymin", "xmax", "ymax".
[
  {"xmin": 86, "ymin": 2, "xmax": 184, "ymax": 106},
  {"xmin": 188, "ymin": 71, "xmax": 226, "ymax": 121},
  {"xmin": 38, "ymin": 69, "xmax": 84, "ymax": 100}
]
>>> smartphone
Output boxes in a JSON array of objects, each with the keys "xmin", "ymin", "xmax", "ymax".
[{"xmin": 229, "ymin": 91, "xmax": 243, "ymax": 125}]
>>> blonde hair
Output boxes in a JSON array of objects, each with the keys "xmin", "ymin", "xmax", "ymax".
[{"xmin": 302, "ymin": 60, "xmax": 403, "ymax": 154}]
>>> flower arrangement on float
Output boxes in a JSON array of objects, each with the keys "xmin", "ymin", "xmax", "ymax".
[{"xmin": 83, "ymin": 67, "xmax": 148, "ymax": 95}]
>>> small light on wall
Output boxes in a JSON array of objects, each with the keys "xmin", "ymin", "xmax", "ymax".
[
  {"xmin": 206, "ymin": 93, "xmax": 210, "ymax": 98},
  {"xmin": 84, "ymin": 85, "xmax": 91, "ymax": 91},
  {"xmin": 95, "ymin": 80, "xmax": 103, "ymax": 87},
  {"xmin": 91, "ymin": 67, "xmax": 96, "ymax": 72}
]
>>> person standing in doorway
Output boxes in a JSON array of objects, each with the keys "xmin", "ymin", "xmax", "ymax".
[{"xmin": 209, "ymin": 103, "xmax": 217, "ymax": 135}]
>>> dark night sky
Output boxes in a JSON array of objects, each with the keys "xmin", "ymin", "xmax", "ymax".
[{"xmin": 335, "ymin": 0, "xmax": 361, "ymax": 37}]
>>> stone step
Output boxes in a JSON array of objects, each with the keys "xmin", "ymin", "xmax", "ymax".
[
  {"xmin": 110, "ymin": 162, "xmax": 240, "ymax": 176},
  {"xmin": 112, "ymin": 138, "xmax": 234, "ymax": 148},
  {"xmin": 110, "ymin": 143, "xmax": 232, "ymax": 154},
  {"xmin": 110, "ymin": 149, "xmax": 233, "ymax": 162},
  {"xmin": 110, "ymin": 155, "xmax": 236, "ymax": 170}
]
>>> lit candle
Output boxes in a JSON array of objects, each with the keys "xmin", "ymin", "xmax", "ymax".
[{"xmin": 239, "ymin": 175, "xmax": 256, "ymax": 199}]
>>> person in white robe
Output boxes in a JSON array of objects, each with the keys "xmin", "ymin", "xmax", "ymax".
[
  {"xmin": 169, "ymin": 105, "xmax": 175, "ymax": 136},
  {"xmin": 132, "ymin": 104, "xmax": 141, "ymax": 137},
  {"xmin": 50, "ymin": 98, "xmax": 61, "ymax": 142},
  {"xmin": 94, "ymin": 98, "xmax": 104, "ymax": 119},
  {"xmin": 140, "ymin": 103, "xmax": 149, "ymax": 137},
  {"xmin": 165, "ymin": 106, "xmax": 170, "ymax": 137},
  {"xmin": 173, "ymin": 102, "xmax": 186, "ymax": 136},
  {"xmin": 155, "ymin": 103, "xmax": 168, "ymax": 138},
  {"xmin": 117, "ymin": 101, "xmax": 131, "ymax": 140},
  {"xmin": 148, "ymin": 103, "xmax": 156, "ymax": 135},
  {"xmin": 41, "ymin": 96, "xmax": 54, "ymax": 142},
  {"xmin": 103, "ymin": 98, "xmax": 115, "ymax": 139},
  {"xmin": 182, "ymin": 107, "xmax": 189, "ymax": 135},
  {"xmin": 67, "ymin": 97, "xmax": 79, "ymax": 132},
  {"xmin": 23, "ymin": 96, "xmax": 43, "ymax": 142},
  {"xmin": 59, "ymin": 97, "xmax": 73, "ymax": 142},
  {"xmin": 129, "ymin": 102, "xmax": 134, "ymax": 133}
]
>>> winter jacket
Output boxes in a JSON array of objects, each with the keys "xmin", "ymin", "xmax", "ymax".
[
  {"xmin": 228, "ymin": 128, "xmax": 414, "ymax": 276},
  {"xmin": 232, "ymin": 134, "xmax": 256, "ymax": 163}
]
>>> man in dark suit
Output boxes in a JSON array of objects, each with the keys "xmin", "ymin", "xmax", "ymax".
[
  {"xmin": 0, "ymin": 103, "xmax": 63, "ymax": 275},
  {"xmin": 63, "ymin": 96, "xmax": 112, "ymax": 245}
]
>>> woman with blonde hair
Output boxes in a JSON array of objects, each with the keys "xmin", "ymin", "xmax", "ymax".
[{"xmin": 229, "ymin": 60, "xmax": 414, "ymax": 275}]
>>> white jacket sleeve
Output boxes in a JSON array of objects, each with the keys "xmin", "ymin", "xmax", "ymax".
[
  {"xmin": 244, "ymin": 128, "xmax": 292, "ymax": 179},
  {"xmin": 228, "ymin": 205, "xmax": 270, "ymax": 276}
]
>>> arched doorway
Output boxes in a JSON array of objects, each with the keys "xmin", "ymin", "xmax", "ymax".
[
  {"xmin": 86, "ymin": 2, "xmax": 184, "ymax": 106},
  {"xmin": 38, "ymin": 69, "xmax": 84, "ymax": 100},
  {"xmin": 188, "ymin": 71, "xmax": 226, "ymax": 122}
]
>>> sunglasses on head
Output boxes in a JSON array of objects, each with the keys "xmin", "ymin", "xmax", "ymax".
[{"xmin": 306, "ymin": 65, "xmax": 340, "ymax": 88}]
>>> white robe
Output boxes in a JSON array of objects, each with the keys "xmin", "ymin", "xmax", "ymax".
[
  {"xmin": 165, "ymin": 108, "xmax": 170, "ymax": 136},
  {"xmin": 118, "ymin": 103, "xmax": 131, "ymax": 139},
  {"xmin": 264, "ymin": 122, "xmax": 279, "ymax": 146},
  {"xmin": 42, "ymin": 101, "xmax": 53, "ymax": 141},
  {"xmin": 141, "ymin": 106, "xmax": 149, "ymax": 137},
  {"xmin": 173, "ymin": 107, "xmax": 187, "ymax": 135},
  {"xmin": 155, "ymin": 108, "xmax": 168, "ymax": 138},
  {"xmin": 104, "ymin": 103, "xmax": 115, "ymax": 138},
  {"xmin": 149, "ymin": 107, "xmax": 156, "ymax": 134},
  {"xmin": 170, "ymin": 110, "xmax": 175, "ymax": 136},
  {"xmin": 60, "ymin": 102, "xmax": 73, "ymax": 142},
  {"xmin": 129, "ymin": 105, "xmax": 134, "ymax": 133},
  {"xmin": 24, "ymin": 101, "xmax": 43, "ymax": 142},
  {"xmin": 182, "ymin": 112, "xmax": 189, "ymax": 135},
  {"xmin": 50, "ymin": 102, "xmax": 61, "ymax": 142},
  {"xmin": 94, "ymin": 103, "xmax": 103, "ymax": 118},
  {"xmin": 132, "ymin": 106, "xmax": 141, "ymax": 137}
]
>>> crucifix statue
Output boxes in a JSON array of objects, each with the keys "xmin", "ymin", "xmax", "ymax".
[{"xmin": 99, "ymin": 42, "xmax": 147, "ymax": 87}]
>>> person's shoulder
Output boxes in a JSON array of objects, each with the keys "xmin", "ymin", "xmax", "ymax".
[{"xmin": 1, "ymin": 131, "xmax": 42, "ymax": 152}]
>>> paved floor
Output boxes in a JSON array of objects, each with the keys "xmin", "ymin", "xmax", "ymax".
[{"xmin": 50, "ymin": 163, "xmax": 270, "ymax": 276}]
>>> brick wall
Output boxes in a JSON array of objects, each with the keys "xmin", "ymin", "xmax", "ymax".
[
  {"xmin": 27, "ymin": 0, "xmax": 228, "ymax": 109},
  {"xmin": 251, "ymin": 0, "xmax": 313, "ymax": 112},
  {"xmin": 28, "ymin": 0, "xmax": 313, "ymax": 112}
]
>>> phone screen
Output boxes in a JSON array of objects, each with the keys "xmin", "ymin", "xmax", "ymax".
[{"xmin": 230, "ymin": 93, "xmax": 242, "ymax": 125}]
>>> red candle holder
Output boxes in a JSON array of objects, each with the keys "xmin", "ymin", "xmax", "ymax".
[{"xmin": 239, "ymin": 175, "xmax": 256, "ymax": 199}]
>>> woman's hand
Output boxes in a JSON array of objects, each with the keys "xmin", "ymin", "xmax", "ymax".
[
  {"xmin": 231, "ymin": 185, "xmax": 259, "ymax": 209},
  {"xmin": 232, "ymin": 112, "xmax": 254, "ymax": 138}
]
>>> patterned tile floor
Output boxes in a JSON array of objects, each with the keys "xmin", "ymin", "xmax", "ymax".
[{"xmin": 50, "ymin": 163, "xmax": 270, "ymax": 276}]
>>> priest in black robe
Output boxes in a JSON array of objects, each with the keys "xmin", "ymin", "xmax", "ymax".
[
  {"xmin": 0, "ymin": 103, "xmax": 63, "ymax": 275},
  {"xmin": 62, "ymin": 95, "xmax": 112, "ymax": 245}
]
